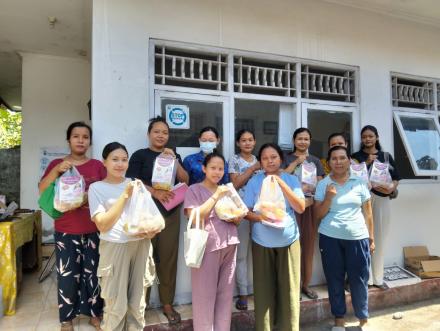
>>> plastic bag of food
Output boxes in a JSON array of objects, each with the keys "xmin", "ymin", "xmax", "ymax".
[
  {"xmin": 299, "ymin": 160, "xmax": 317, "ymax": 196},
  {"xmin": 122, "ymin": 180, "xmax": 165, "ymax": 235},
  {"xmin": 54, "ymin": 166, "xmax": 86, "ymax": 212},
  {"xmin": 151, "ymin": 153, "xmax": 177, "ymax": 191},
  {"xmin": 215, "ymin": 183, "xmax": 248, "ymax": 220},
  {"xmin": 350, "ymin": 162, "xmax": 369, "ymax": 184},
  {"xmin": 254, "ymin": 175, "xmax": 288, "ymax": 228},
  {"xmin": 369, "ymin": 160, "xmax": 393, "ymax": 189}
]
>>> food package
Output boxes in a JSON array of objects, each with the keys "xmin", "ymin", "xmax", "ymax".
[
  {"xmin": 350, "ymin": 162, "xmax": 369, "ymax": 184},
  {"xmin": 122, "ymin": 180, "xmax": 165, "ymax": 235},
  {"xmin": 299, "ymin": 160, "xmax": 317, "ymax": 196},
  {"xmin": 215, "ymin": 183, "xmax": 248, "ymax": 220},
  {"xmin": 254, "ymin": 175, "xmax": 288, "ymax": 228},
  {"xmin": 54, "ymin": 166, "xmax": 86, "ymax": 212},
  {"xmin": 151, "ymin": 153, "xmax": 177, "ymax": 191},
  {"xmin": 369, "ymin": 160, "xmax": 393, "ymax": 189}
]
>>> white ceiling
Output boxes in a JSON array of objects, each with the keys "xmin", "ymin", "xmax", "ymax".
[
  {"xmin": 0, "ymin": 0, "xmax": 91, "ymax": 109},
  {"xmin": 323, "ymin": 0, "xmax": 440, "ymax": 28}
]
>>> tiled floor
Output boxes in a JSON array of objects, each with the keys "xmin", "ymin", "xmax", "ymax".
[{"xmin": 0, "ymin": 270, "xmax": 329, "ymax": 330}]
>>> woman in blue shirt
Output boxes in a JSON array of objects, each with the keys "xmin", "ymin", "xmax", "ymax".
[
  {"xmin": 183, "ymin": 126, "xmax": 229, "ymax": 185},
  {"xmin": 314, "ymin": 146, "xmax": 375, "ymax": 331},
  {"xmin": 243, "ymin": 143, "xmax": 305, "ymax": 331}
]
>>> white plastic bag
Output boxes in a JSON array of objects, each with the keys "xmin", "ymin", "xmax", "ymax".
[
  {"xmin": 369, "ymin": 160, "xmax": 393, "ymax": 189},
  {"xmin": 254, "ymin": 175, "xmax": 288, "ymax": 228},
  {"xmin": 184, "ymin": 208, "xmax": 209, "ymax": 268},
  {"xmin": 299, "ymin": 161, "xmax": 317, "ymax": 196},
  {"xmin": 54, "ymin": 166, "xmax": 85, "ymax": 212},
  {"xmin": 350, "ymin": 162, "xmax": 369, "ymax": 184},
  {"xmin": 215, "ymin": 183, "xmax": 248, "ymax": 220},
  {"xmin": 151, "ymin": 153, "xmax": 177, "ymax": 191},
  {"xmin": 122, "ymin": 180, "xmax": 165, "ymax": 235}
]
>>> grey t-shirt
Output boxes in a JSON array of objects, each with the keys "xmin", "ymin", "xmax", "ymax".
[
  {"xmin": 282, "ymin": 152, "xmax": 325, "ymax": 178},
  {"xmin": 88, "ymin": 178, "xmax": 140, "ymax": 243}
]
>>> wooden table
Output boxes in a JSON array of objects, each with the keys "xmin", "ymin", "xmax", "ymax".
[{"xmin": 0, "ymin": 211, "xmax": 42, "ymax": 315}]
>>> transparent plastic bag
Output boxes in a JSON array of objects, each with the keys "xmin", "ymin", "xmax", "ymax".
[
  {"xmin": 350, "ymin": 162, "xmax": 369, "ymax": 184},
  {"xmin": 254, "ymin": 175, "xmax": 288, "ymax": 228},
  {"xmin": 122, "ymin": 180, "xmax": 165, "ymax": 235},
  {"xmin": 54, "ymin": 166, "xmax": 85, "ymax": 212},
  {"xmin": 369, "ymin": 160, "xmax": 393, "ymax": 189},
  {"xmin": 215, "ymin": 183, "xmax": 248, "ymax": 220},
  {"xmin": 151, "ymin": 153, "xmax": 177, "ymax": 191},
  {"xmin": 299, "ymin": 160, "xmax": 317, "ymax": 196}
]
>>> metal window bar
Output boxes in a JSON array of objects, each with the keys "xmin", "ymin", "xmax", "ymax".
[
  {"xmin": 154, "ymin": 46, "xmax": 227, "ymax": 90},
  {"xmin": 391, "ymin": 76, "xmax": 434, "ymax": 110},
  {"xmin": 301, "ymin": 65, "xmax": 355, "ymax": 101},
  {"xmin": 233, "ymin": 56, "xmax": 296, "ymax": 96}
]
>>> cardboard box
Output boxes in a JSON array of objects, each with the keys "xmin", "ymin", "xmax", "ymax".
[{"xmin": 403, "ymin": 246, "xmax": 440, "ymax": 279}]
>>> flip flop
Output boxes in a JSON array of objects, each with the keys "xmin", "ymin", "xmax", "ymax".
[
  {"xmin": 302, "ymin": 287, "xmax": 319, "ymax": 300},
  {"xmin": 163, "ymin": 308, "xmax": 181, "ymax": 325},
  {"xmin": 235, "ymin": 298, "xmax": 248, "ymax": 310}
]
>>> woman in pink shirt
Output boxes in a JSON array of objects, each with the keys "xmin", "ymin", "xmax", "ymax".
[{"xmin": 183, "ymin": 152, "xmax": 242, "ymax": 331}]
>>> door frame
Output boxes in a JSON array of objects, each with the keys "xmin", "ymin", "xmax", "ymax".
[{"xmin": 154, "ymin": 90, "xmax": 232, "ymax": 157}]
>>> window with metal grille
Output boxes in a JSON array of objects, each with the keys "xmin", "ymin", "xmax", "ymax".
[
  {"xmin": 233, "ymin": 57, "xmax": 296, "ymax": 97},
  {"xmin": 301, "ymin": 65, "xmax": 356, "ymax": 102},
  {"xmin": 391, "ymin": 76, "xmax": 434, "ymax": 110},
  {"xmin": 154, "ymin": 46, "xmax": 228, "ymax": 91}
]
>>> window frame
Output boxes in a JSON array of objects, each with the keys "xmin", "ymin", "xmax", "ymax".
[{"xmin": 393, "ymin": 110, "xmax": 440, "ymax": 176}]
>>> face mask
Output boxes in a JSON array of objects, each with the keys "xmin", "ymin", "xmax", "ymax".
[{"xmin": 200, "ymin": 141, "xmax": 217, "ymax": 154}]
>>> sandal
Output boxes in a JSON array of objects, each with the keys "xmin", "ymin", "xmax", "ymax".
[
  {"xmin": 60, "ymin": 321, "xmax": 74, "ymax": 331},
  {"xmin": 163, "ymin": 307, "xmax": 181, "ymax": 325},
  {"xmin": 89, "ymin": 316, "xmax": 103, "ymax": 331},
  {"xmin": 302, "ymin": 287, "xmax": 319, "ymax": 300},
  {"xmin": 235, "ymin": 298, "xmax": 248, "ymax": 310}
]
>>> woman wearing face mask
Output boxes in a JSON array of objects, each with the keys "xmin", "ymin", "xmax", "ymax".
[
  {"xmin": 183, "ymin": 126, "xmax": 229, "ymax": 185},
  {"xmin": 244, "ymin": 143, "xmax": 305, "ymax": 331},
  {"xmin": 314, "ymin": 146, "xmax": 374, "ymax": 331},
  {"xmin": 184, "ymin": 152, "xmax": 241, "ymax": 331},
  {"xmin": 126, "ymin": 116, "xmax": 188, "ymax": 325},
  {"xmin": 88, "ymin": 142, "xmax": 161, "ymax": 331},
  {"xmin": 229, "ymin": 129, "xmax": 261, "ymax": 310},
  {"xmin": 283, "ymin": 128, "xmax": 325, "ymax": 300},
  {"xmin": 351, "ymin": 125, "xmax": 400, "ymax": 290},
  {"xmin": 39, "ymin": 121, "xmax": 105, "ymax": 331},
  {"xmin": 321, "ymin": 133, "xmax": 349, "ymax": 176}
]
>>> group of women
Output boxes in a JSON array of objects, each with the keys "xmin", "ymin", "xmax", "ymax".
[{"xmin": 39, "ymin": 117, "xmax": 400, "ymax": 331}]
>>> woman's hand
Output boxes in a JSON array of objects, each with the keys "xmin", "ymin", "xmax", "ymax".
[
  {"xmin": 366, "ymin": 154, "xmax": 377, "ymax": 165},
  {"xmin": 252, "ymin": 161, "xmax": 261, "ymax": 172},
  {"xmin": 212, "ymin": 185, "xmax": 230, "ymax": 201},
  {"xmin": 226, "ymin": 216, "xmax": 242, "ymax": 226},
  {"xmin": 325, "ymin": 184, "xmax": 337, "ymax": 200},
  {"xmin": 124, "ymin": 181, "xmax": 136, "ymax": 199},
  {"xmin": 56, "ymin": 160, "xmax": 72, "ymax": 174},
  {"xmin": 136, "ymin": 228, "xmax": 162, "ymax": 239},
  {"xmin": 369, "ymin": 238, "xmax": 375, "ymax": 254},
  {"xmin": 374, "ymin": 183, "xmax": 395, "ymax": 195},
  {"xmin": 162, "ymin": 148, "xmax": 176, "ymax": 158},
  {"xmin": 152, "ymin": 188, "xmax": 175, "ymax": 204}
]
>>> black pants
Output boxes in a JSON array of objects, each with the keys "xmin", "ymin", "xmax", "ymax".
[{"xmin": 54, "ymin": 231, "xmax": 103, "ymax": 322}]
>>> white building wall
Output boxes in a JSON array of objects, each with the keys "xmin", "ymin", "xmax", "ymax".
[
  {"xmin": 21, "ymin": 53, "xmax": 91, "ymax": 239},
  {"xmin": 92, "ymin": 0, "xmax": 440, "ymax": 303}
]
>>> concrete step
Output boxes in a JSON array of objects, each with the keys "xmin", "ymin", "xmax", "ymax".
[{"xmin": 144, "ymin": 278, "xmax": 440, "ymax": 331}]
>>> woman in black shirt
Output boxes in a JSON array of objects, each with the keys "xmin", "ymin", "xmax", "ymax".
[
  {"xmin": 352, "ymin": 125, "xmax": 400, "ymax": 290},
  {"xmin": 126, "ymin": 116, "xmax": 188, "ymax": 325}
]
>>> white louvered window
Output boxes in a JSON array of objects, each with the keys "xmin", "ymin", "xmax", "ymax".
[
  {"xmin": 154, "ymin": 46, "xmax": 228, "ymax": 91},
  {"xmin": 391, "ymin": 73, "xmax": 440, "ymax": 179},
  {"xmin": 233, "ymin": 57, "xmax": 296, "ymax": 97},
  {"xmin": 301, "ymin": 65, "xmax": 356, "ymax": 102}
]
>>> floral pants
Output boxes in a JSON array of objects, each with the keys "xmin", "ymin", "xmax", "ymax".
[{"xmin": 54, "ymin": 231, "xmax": 103, "ymax": 322}]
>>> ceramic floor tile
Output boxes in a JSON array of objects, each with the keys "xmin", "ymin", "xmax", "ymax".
[
  {"xmin": 145, "ymin": 309, "xmax": 162, "ymax": 326},
  {"xmin": 0, "ymin": 311, "xmax": 41, "ymax": 329}
]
